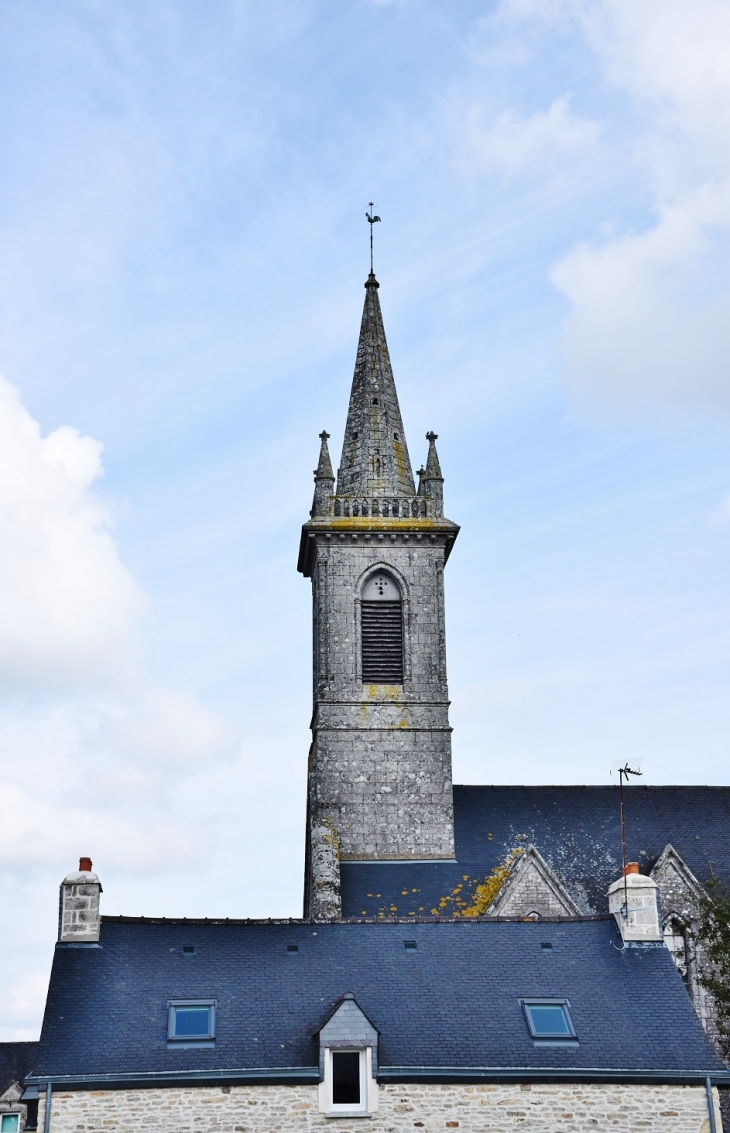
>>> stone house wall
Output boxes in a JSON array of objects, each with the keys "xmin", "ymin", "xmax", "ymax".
[{"xmin": 39, "ymin": 1081, "xmax": 722, "ymax": 1132}]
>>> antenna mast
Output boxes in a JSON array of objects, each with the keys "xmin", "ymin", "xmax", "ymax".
[{"xmin": 617, "ymin": 763, "xmax": 643, "ymax": 921}]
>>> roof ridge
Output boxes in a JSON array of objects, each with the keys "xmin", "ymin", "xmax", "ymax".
[{"xmin": 100, "ymin": 913, "xmax": 612, "ymax": 926}]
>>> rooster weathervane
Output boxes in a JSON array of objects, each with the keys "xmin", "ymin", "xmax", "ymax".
[{"xmin": 366, "ymin": 203, "xmax": 381, "ymax": 274}]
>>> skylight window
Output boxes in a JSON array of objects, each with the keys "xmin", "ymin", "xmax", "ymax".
[
  {"xmin": 521, "ymin": 999, "xmax": 576, "ymax": 1040},
  {"xmin": 168, "ymin": 1000, "xmax": 216, "ymax": 1042}
]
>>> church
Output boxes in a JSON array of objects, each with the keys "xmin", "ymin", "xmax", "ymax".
[{"xmin": 1, "ymin": 269, "xmax": 729, "ymax": 1132}]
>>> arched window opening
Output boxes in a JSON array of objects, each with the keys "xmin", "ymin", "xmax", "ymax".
[
  {"xmin": 664, "ymin": 916, "xmax": 689, "ymax": 984},
  {"xmin": 361, "ymin": 572, "xmax": 403, "ymax": 683}
]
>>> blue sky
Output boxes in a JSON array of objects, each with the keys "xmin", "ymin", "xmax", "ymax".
[{"xmin": 1, "ymin": 0, "xmax": 729, "ymax": 1037}]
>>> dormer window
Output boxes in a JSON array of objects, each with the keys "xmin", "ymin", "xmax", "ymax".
[
  {"xmin": 331, "ymin": 1049, "xmax": 366, "ymax": 1109},
  {"xmin": 320, "ymin": 1047, "xmax": 376, "ymax": 1117},
  {"xmin": 317, "ymin": 993, "xmax": 379, "ymax": 1117},
  {"xmin": 361, "ymin": 573, "xmax": 403, "ymax": 683}
]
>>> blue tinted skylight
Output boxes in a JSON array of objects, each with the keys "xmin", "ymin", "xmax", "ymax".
[
  {"xmin": 168, "ymin": 1001, "xmax": 215, "ymax": 1040},
  {"xmin": 521, "ymin": 1000, "xmax": 576, "ymax": 1039}
]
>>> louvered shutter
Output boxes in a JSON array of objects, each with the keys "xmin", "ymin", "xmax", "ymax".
[{"xmin": 361, "ymin": 600, "xmax": 403, "ymax": 683}]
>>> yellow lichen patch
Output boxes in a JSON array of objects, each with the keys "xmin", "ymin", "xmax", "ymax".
[
  {"xmin": 364, "ymin": 684, "xmax": 403, "ymax": 702},
  {"xmin": 430, "ymin": 848, "xmax": 525, "ymax": 918},
  {"xmin": 393, "ymin": 439, "xmax": 409, "ymax": 484},
  {"xmin": 304, "ymin": 516, "xmax": 453, "ymax": 531},
  {"xmin": 459, "ymin": 849, "xmax": 524, "ymax": 917}
]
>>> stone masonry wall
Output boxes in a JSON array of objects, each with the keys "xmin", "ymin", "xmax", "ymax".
[
  {"xmin": 40, "ymin": 1081, "xmax": 722, "ymax": 1132},
  {"xmin": 309, "ymin": 531, "xmax": 455, "ymax": 863}
]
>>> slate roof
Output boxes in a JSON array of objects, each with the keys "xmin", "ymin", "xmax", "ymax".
[
  {"xmin": 0, "ymin": 1043, "xmax": 38, "ymax": 1091},
  {"xmin": 341, "ymin": 785, "xmax": 730, "ymax": 919},
  {"xmin": 30, "ymin": 917, "xmax": 725, "ymax": 1086}
]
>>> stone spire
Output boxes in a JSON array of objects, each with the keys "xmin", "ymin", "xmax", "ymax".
[
  {"xmin": 420, "ymin": 431, "xmax": 444, "ymax": 517},
  {"xmin": 311, "ymin": 430, "xmax": 335, "ymax": 517},
  {"xmin": 336, "ymin": 274, "xmax": 415, "ymax": 498}
]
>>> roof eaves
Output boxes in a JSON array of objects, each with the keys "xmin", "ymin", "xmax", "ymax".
[
  {"xmin": 25, "ymin": 1067, "xmax": 320, "ymax": 1091},
  {"xmin": 378, "ymin": 1066, "xmax": 730, "ymax": 1086},
  {"xmin": 25, "ymin": 1065, "xmax": 730, "ymax": 1091}
]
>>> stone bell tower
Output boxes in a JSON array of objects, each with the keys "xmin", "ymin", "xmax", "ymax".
[{"xmin": 297, "ymin": 272, "xmax": 459, "ymax": 919}]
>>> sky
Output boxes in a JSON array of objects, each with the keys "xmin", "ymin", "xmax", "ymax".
[{"xmin": 1, "ymin": 0, "xmax": 729, "ymax": 1039}]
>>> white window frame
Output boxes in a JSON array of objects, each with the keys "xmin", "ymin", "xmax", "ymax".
[
  {"xmin": 319, "ymin": 1046, "xmax": 378, "ymax": 1117},
  {"xmin": 0, "ymin": 1114, "xmax": 21, "ymax": 1133}
]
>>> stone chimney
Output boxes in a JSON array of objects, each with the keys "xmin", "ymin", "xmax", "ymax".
[
  {"xmin": 58, "ymin": 857, "xmax": 102, "ymax": 944},
  {"xmin": 607, "ymin": 862, "xmax": 662, "ymax": 943}
]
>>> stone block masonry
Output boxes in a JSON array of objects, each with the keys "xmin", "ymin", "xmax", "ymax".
[
  {"xmin": 299, "ymin": 270, "xmax": 460, "ymax": 916},
  {"xmin": 58, "ymin": 861, "xmax": 101, "ymax": 943},
  {"xmin": 40, "ymin": 1081, "xmax": 722, "ymax": 1132},
  {"xmin": 306, "ymin": 531, "xmax": 456, "ymax": 867}
]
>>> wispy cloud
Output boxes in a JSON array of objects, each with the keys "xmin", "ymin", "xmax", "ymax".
[
  {"xmin": 493, "ymin": 0, "xmax": 730, "ymax": 420},
  {"xmin": 467, "ymin": 95, "xmax": 600, "ymax": 178}
]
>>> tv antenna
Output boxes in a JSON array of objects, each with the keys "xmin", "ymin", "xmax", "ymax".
[
  {"xmin": 615, "ymin": 762, "xmax": 643, "ymax": 920},
  {"xmin": 366, "ymin": 203, "xmax": 381, "ymax": 274}
]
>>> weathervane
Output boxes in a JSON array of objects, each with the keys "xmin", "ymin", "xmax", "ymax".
[{"xmin": 366, "ymin": 202, "xmax": 381, "ymax": 274}]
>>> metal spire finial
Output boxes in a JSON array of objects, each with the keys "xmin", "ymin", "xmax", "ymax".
[{"xmin": 366, "ymin": 202, "xmax": 381, "ymax": 274}]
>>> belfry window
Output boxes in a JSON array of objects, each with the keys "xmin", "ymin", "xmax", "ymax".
[{"xmin": 361, "ymin": 573, "xmax": 403, "ymax": 683}]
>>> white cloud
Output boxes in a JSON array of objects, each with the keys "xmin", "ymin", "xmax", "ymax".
[
  {"xmin": 0, "ymin": 378, "xmax": 237, "ymax": 1036},
  {"xmin": 1, "ymin": 971, "xmax": 49, "ymax": 1041},
  {"xmin": 493, "ymin": 0, "xmax": 730, "ymax": 419},
  {"xmin": 551, "ymin": 180, "xmax": 730, "ymax": 417},
  {"xmin": 0, "ymin": 375, "xmax": 146, "ymax": 688},
  {"xmin": 468, "ymin": 95, "xmax": 599, "ymax": 177}
]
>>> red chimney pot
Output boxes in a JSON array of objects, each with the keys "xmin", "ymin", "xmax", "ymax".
[
  {"xmin": 79, "ymin": 857, "xmax": 93, "ymax": 873},
  {"xmin": 624, "ymin": 862, "xmax": 640, "ymax": 875}
]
